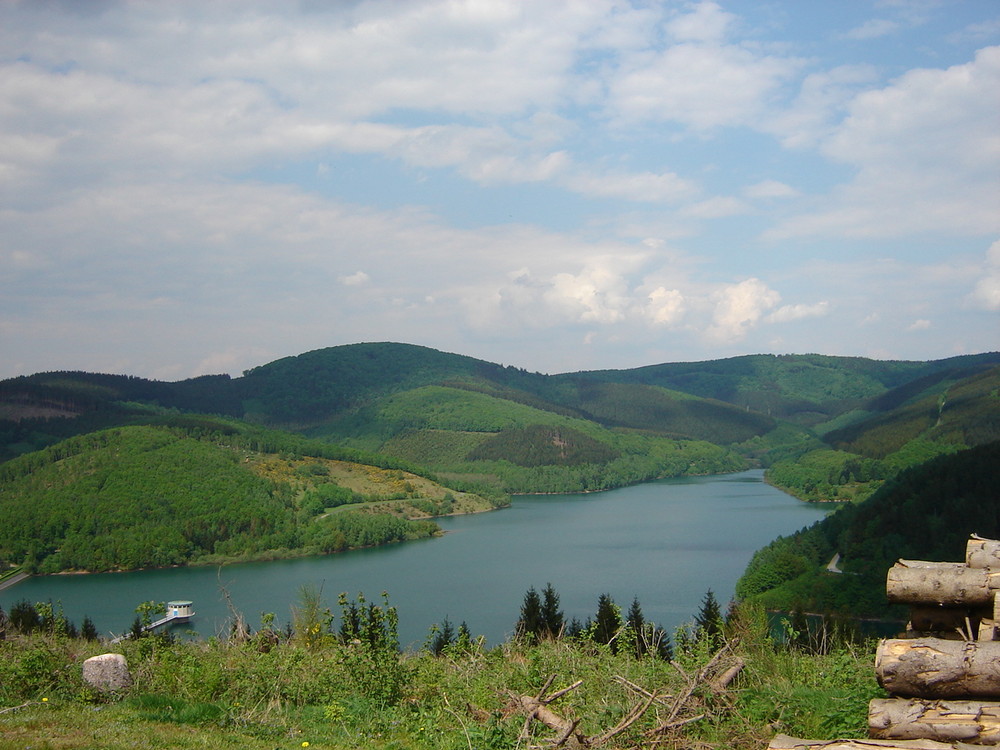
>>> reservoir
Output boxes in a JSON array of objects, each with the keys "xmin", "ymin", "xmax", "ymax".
[{"xmin": 0, "ymin": 470, "xmax": 828, "ymax": 648}]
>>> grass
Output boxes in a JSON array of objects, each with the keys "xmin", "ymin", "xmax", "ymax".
[{"xmin": 0, "ymin": 605, "xmax": 883, "ymax": 750}]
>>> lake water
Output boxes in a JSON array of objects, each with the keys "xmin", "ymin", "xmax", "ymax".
[{"xmin": 0, "ymin": 470, "xmax": 829, "ymax": 648}]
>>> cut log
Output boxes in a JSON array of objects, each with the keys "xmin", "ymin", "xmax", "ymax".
[
  {"xmin": 887, "ymin": 562, "xmax": 1000, "ymax": 606},
  {"xmin": 876, "ymin": 638, "xmax": 1000, "ymax": 698},
  {"xmin": 869, "ymin": 697, "xmax": 1000, "ymax": 744},
  {"xmin": 768, "ymin": 734, "xmax": 978, "ymax": 748},
  {"xmin": 967, "ymin": 538, "xmax": 1000, "ymax": 570}
]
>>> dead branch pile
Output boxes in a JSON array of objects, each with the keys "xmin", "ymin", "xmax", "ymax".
[{"xmin": 504, "ymin": 642, "xmax": 743, "ymax": 748}]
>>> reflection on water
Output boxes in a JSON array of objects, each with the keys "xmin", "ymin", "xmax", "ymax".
[{"xmin": 1, "ymin": 470, "xmax": 829, "ymax": 648}]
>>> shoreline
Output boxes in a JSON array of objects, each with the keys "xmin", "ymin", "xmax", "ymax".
[{"xmin": 13, "ymin": 503, "xmax": 509, "ymax": 580}]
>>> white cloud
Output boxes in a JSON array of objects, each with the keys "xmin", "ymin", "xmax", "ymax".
[
  {"xmin": 681, "ymin": 196, "xmax": 750, "ymax": 219},
  {"xmin": 768, "ymin": 301, "xmax": 830, "ymax": 323},
  {"xmin": 645, "ymin": 287, "xmax": 686, "ymax": 326},
  {"xmin": 968, "ymin": 239, "xmax": 1000, "ymax": 311},
  {"xmin": 546, "ymin": 265, "xmax": 630, "ymax": 324},
  {"xmin": 339, "ymin": 271, "xmax": 370, "ymax": 287},
  {"xmin": 608, "ymin": 42, "xmax": 800, "ymax": 130},
  {"xmin": 768, "ymin": 46, "xmax": 1000, "ymax": 240},
  {"xmin": 765, "ymin": 64, "xmax": 879, "ymax": 149},
  {"xmin": 907, "ymin": 319, "xmax": 932, "ymax": 331},
  {"xmin": 744, "ymin": 180, "xmax": 799, "ymax": 200},
  {"xmin": 707, "ymin": 278, "xmax": 782, "ymax": 343},
  {"xmin": 562, "ymin": 169, "xmax": 697, "ymax": 203},
  {"xmin": 665, "ymin": 1, "xmax": 735, "ymax": 43},
  {"xmin": 844, "ymin": 19, "xmax": 900, "ymax": 40}
]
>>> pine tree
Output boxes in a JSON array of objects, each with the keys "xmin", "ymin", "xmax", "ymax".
[
  {"xmin": 80, "ymin": 615, "xmax": 99, "ymax": 641},
  {"xmin": 593, "ymin": 593, "xmax": 621, "ymax": 653},
  {"xmin": 540, "ymin": 582, "xmax": 564, "ymax": 639},
  {"xmin": 565, "ymin": 617, "xmax": 585, "ymax": 639},
  {"xmin": 626, "ymin": 597, "xmax": 647, "ymax": 657},
  {"xmin": 656, "ymin": 628, "xmax": 674, "ymax": 661},
  {"xmin": 428, "ymin": 616, "xmax": 455, "ymax": 655},
  {"xmin": 9, "ymin": 599, "xmax": 39, "ymax": 634},
  {"xmin": 516, "ymin": 586, "xmax": 543, "ymax": 642},
  {"xmin": 694, "ymin": 589, "xmax": 724, "ymax": 647},
  {"xmin": 129, "ymin": 615, "xmax": 145, "ymax": 640},
  {"xmin": 456, "ymin": 621, "xmax": 473, "ymax": 652}
]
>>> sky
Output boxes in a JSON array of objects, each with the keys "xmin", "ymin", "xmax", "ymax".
[{"xmin": 1, "ymin": 0, "xmax": 998, "ymax": 381}]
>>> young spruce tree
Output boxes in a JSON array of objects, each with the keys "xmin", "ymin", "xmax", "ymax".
[
  {"xmin": 694, "ymin": 589, "xmax": 724, "ymax": 648},
  {"xmin": 594, "ymin": 593, "xmax": 622, "ymax": 653},
  {"xmin": 540, "ymin": 582, "xmax": 564, "ymax": 639},
  {"xmin": 516, "ymin": 586, "xmax": 544, "ymax": 642}
]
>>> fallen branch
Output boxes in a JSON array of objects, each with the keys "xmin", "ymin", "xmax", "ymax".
[
  {"xmin": 510, "ymin": 676, "xmax": 588, "ymax": 749},
  {"xmin": 0, "ymin": 701, "xmax": 39, "ymax": 715},
  {"xmin": 711, "ymin": 656, "xmax": 745, "ymax": 692},
  {"xmin": 647, "ymin": 641, "xmax": 738, "ymax": 737},
  {"xmin": 613, "ymin": 675, "xmax": 673, "ymax": 706}
]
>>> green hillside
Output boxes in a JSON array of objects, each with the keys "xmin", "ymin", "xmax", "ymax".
[
  {"xmin": 763, "ymin": 366, "xmax": 1000, "ymax": 503},
  {"xmin": 737, "ymin": 441, "xmax": 1000, "ymax": 618},
  {"xmin": 571, "ymin": 352, "xmax": 1000, "ymax": 427},
  {"xmin": 2, "ymin": 343, "xmax": 998, "ymax": 497},
  {"xmin": 311, "ymin": 384, "xmax": 746, "ymax": 493},
  {"xmin": 0, "ymin": 421, "xmax": 500, "ymax": 574}
]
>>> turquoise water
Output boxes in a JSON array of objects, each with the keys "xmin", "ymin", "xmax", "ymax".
[{"xmin": 1, "ymin": 470, "xmax": 828, "ymax": 647}]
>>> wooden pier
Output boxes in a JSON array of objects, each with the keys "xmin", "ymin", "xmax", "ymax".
[{"xmin": 111, "ymin": 600, "xmax": 194, "ymax": 643}]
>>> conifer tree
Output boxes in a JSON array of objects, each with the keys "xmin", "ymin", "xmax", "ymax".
[
  {"xmin": 516, "ymin": 586, "xmax": 543, "ymax": 642},
  {"xmin": 593, "ymin": 593, "xmax": 621, "ymax": 653},
  {"xmin": 80, "ymin": 615, "xmax": 99, "ymax": 641},
  {"xmin": 626, "ymin": 597, "xmax": 647, "ymax": 657},
  {"xmin": 456, "ymin": 621, "xmax": 473, "ymax": 651},
  {"xmin": 540, "ymin": 582, "xmax": 564, "ymax": 639},
  {"xmin": 9, "ymin": 599, "xmax": 39, "ymax": 634},
  {"xmin": 428, "ymin": 616, "xmax": 455, "ymax": 655},
  {"xmin": 565, "ymin": 617, "xmax": 585, "ymax": 639},
  {"xmin": 694, "ymin": 589, "xmax": 724, "ymax": 647}
]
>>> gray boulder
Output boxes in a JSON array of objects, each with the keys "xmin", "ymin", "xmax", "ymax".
[{"xmin": 82, "ymin": 653, "xmax": 132, "ymax": 693}]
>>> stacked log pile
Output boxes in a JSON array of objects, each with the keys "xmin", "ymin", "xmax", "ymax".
[{"xmin": 770, "ymin": 536, "xmax": 1000, "ymax": 749}]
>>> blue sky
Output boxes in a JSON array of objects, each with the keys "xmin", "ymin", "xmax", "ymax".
[{"xmin": 1, "ymin": 0, "xmax": 998, "ymax": 380}]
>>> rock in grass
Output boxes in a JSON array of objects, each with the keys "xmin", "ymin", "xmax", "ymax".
[{"xmin": 82, "ymin": 653, "xmax": 132, "ymax": 692}]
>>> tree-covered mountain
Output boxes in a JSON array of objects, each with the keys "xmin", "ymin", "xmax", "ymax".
[
  {"xmin": 0, "ymin": 418, "xmax": 501, "ymax": 574},
  {"xmin": 571, "ymin": 351, "xmax": 1000, "ymax": 428},
  {"xmin": 2, "ymin": 342, "xmax": 997, "ymax": 496},
  {"xmin": 736, "ymin": 441, "xmax": 1000, "ymax": 619},
  {"xmin": 762, "ymin": 365, "xmax": 1000, "ymax": 503}
]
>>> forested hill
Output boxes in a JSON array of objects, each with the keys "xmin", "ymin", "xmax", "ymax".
[
  {"xmin": 763, "ymin": 364, "xmax": 1000, "ymax": 504},
  {"xmin": 571, "ymin": 351, "xmax": 1000, "ymax": 427},
  {"xmin": 2, "ymin": 343, "xmax": 998, "ymax": 496},
  {"xmin": 0, "ymin": 420, "xmax": 501, "ymax": 574},
  {"xmin": 737, "ymin": 440, "xmax": 1000, "ymax": 618}
]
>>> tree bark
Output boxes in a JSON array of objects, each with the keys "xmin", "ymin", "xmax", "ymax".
[
  {"xmin": 967, "ymin": 537, "xmax": 1000, "ymax": 570},
  {"xmin": 876, "ymin": 638, "xmax": 1000, "ymax": 698},
  {"xmin": 869, "ymin": 697, "xmax": 1000, "ymax": 744},
  {"xmin": 768, "ymin": 734, "xmax": 977, "ymax": 748},
  {"xmin": 887, "ymin": 562, "xmax": 1000, "ymax": 606}
]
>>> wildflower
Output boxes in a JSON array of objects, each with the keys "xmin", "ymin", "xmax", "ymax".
[
  {"xmin": 41, "ymin": 698, "xmax": 48, "ymax": 703},
  {"xmin": 302, "ymin": 743, "xmax": 310, "ymax": 747}
]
